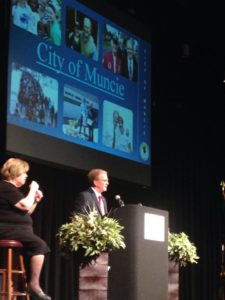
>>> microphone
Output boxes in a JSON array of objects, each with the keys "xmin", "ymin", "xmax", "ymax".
[{"xmin": 115, "ymin": 195, "xmax": 125, "ymax": 207}]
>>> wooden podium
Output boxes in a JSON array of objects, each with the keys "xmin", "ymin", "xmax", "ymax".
[{"xmin": 108, "ymin": 205, "xmax": 169, "ymax": 300}]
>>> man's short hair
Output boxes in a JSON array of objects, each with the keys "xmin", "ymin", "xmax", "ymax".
[
  {"xmin": 126, "ymin": 38, "xmax": 134, "ymax": 50},
  {"xmin": 88, "ymin": 169, "xmax": 107, "ymax": 186},
  {"xmin": 83, "ymin": 17, "xmax": 92, "ymax": 29}
]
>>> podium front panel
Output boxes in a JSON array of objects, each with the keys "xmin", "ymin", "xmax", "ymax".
[{"xmin": 108, "ymin": 205, "xmax": 169, "ymax": 300}]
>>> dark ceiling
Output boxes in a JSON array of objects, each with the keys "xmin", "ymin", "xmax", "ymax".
[
  {"xmin": 105, "ymin": 1, "xmax": 225, "ymax": 104},
  {"xmin": 105, "ymin": 1, "xmax": 225, "ymax": 32},
  {"xmin": 105, "ymin": 1, "xmax": 225, "ymax": 64},
  {"xmin": 104, "ymin": 0, "xmax": 225, "ymax": 148}
]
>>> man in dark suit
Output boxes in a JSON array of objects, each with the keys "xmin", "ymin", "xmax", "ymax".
[
  {"xmin": 67, "ymin": 20, "xmax": 81, "ymax": 52},
  {"xmin": 74, "ymin": 169, "xmax": 109, "ymax": 216},
  {"xmin": 121, "ymin": 38, "xmax": 138, "ymax": 81}
]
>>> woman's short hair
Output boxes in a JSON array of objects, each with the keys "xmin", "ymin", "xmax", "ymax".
[{"xmin": 1, "ymin": 158, "xmax": 29, "ymax": 180}]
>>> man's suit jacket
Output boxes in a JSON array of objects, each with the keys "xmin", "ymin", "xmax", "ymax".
[
  {"xmin": 121, "ymin": 55, "xmax": 138, "ymax": 81},
  {"xmin": 74, "ymin": 187, "xmax": 108, "ymax": 216}
]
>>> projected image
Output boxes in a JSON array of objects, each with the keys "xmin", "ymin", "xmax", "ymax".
[
  {"xmin": 11, "ymin": 0, "xmax": 62, "ymax": 45},
  {"xmin": 66, "ymin": 7, "xmax": 98, "ymax": 60},
  {"xmin": 9, "ymin": 62, "xmax": 58, "ymax": 127},
  {"xmin": 63, "ymin": 85, "xmax": 99, "ymax": 143},
  {"xmin": 103, "ymin": 101, "xmax": 133, "ymax": 153},
  {"xmin": 7, "ymin": 0, "xmax": 151, "ymax": 185},
  {"xmin": 103, "ymin": 24, "xmax": 138, "ymax": 81}
]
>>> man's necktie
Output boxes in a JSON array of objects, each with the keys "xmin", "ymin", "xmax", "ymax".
[
  {"xmin": 98, "ymin": 195, "xmax": 105, "ymax": 215},
  {"xmin": 113, "ymin": 54, "xmax": 116, "ymax": 73},
  {"xmin": 128, "ymin": 59, "xmax": 132, "ymax": 80}
]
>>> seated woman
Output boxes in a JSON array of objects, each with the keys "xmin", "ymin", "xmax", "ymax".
[{"xmin": 0, "ymin": 158, "xmax": 51, "ymax": 300}]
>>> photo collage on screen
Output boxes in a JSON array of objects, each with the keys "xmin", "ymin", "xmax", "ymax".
[
  {"xmin": 102, "ymin": 24, "xmax": 138, "ymax": 81},
  {"xmin": 65, "ymin": 6, "xmax": 98, "ymax": 61},
  {"xmin": 11, "ymin": 0, "xmax": 62, "ymax": 45},
  {"xmin": 63, "ymin": 84, "xmax": 99, "ymax": 143},
  {"xmin": 10, "ymin": 62, "xmax": 58, "ymax": 128},
  {"xmin": 9, "ymin": 0, "xmax": 150, "ymax": 165}
]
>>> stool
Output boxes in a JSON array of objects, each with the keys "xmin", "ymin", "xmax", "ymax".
[{"xmin": 0, "ymin": 240, "xmax": 30, "ymax": 299}]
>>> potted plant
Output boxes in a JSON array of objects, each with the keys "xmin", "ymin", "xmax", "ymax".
[
  {"xmin": 57, "ymin": 209, "xmax": 126, "ymax": 261},
  {"xmin": 168, "ymin": 231, "xmax": 199, "ymax": 300},
  {"xmin": 57, "ymin": 210, "xmax": 126, "ymax": 299},
  {"xmin": 168, "ymin": 231, "xmax": 199, "ymax": 267}
]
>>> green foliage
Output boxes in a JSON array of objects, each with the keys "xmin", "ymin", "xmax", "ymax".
[
  {"xmin": 57, "ymin": 210, "xmax": 126, "ymax": 258},
  {"xmin": 168, "ymin": 231, "xmax": 199, "ymax": 267}
]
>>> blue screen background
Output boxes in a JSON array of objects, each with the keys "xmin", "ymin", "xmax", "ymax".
[{"xmin": 7, "ymin": 0, "xmax": 151, "ymax": 166}]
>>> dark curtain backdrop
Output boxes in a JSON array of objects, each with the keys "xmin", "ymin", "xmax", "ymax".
[
  {"xmin": 1, "ymin": 60, "xmax": 224, "ymax": 300},
  {"xmin": 1, "ymin": 1, "xmax": 225, "ymax": 299},
  {"xmin": 13, "ymin": 90, "xmax": 223, "ymax": 300}
]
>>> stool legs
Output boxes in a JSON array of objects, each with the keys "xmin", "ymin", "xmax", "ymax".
[
  {"xmin": 0, "ymin": 268, "xmax": 6, "ymax": 299},
  {"xmin": 7, "ymin": 248, "xmax": 12, "ymax": 299},
  {"xmin": 19, "ymin": 252, "xmax": 30, "ymax": 299},
  {"xmin": 0, "ymin": 247, "xmax": 30, "ymax": 299}
]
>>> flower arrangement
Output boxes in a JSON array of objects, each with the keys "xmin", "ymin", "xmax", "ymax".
[
  {"xmin": 57, "ymin": 210, "xmax": 126, "ymax": 261},
  {"xmin": 168, "ymin": 231, "xmax": 199, "ymax": 267}
]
